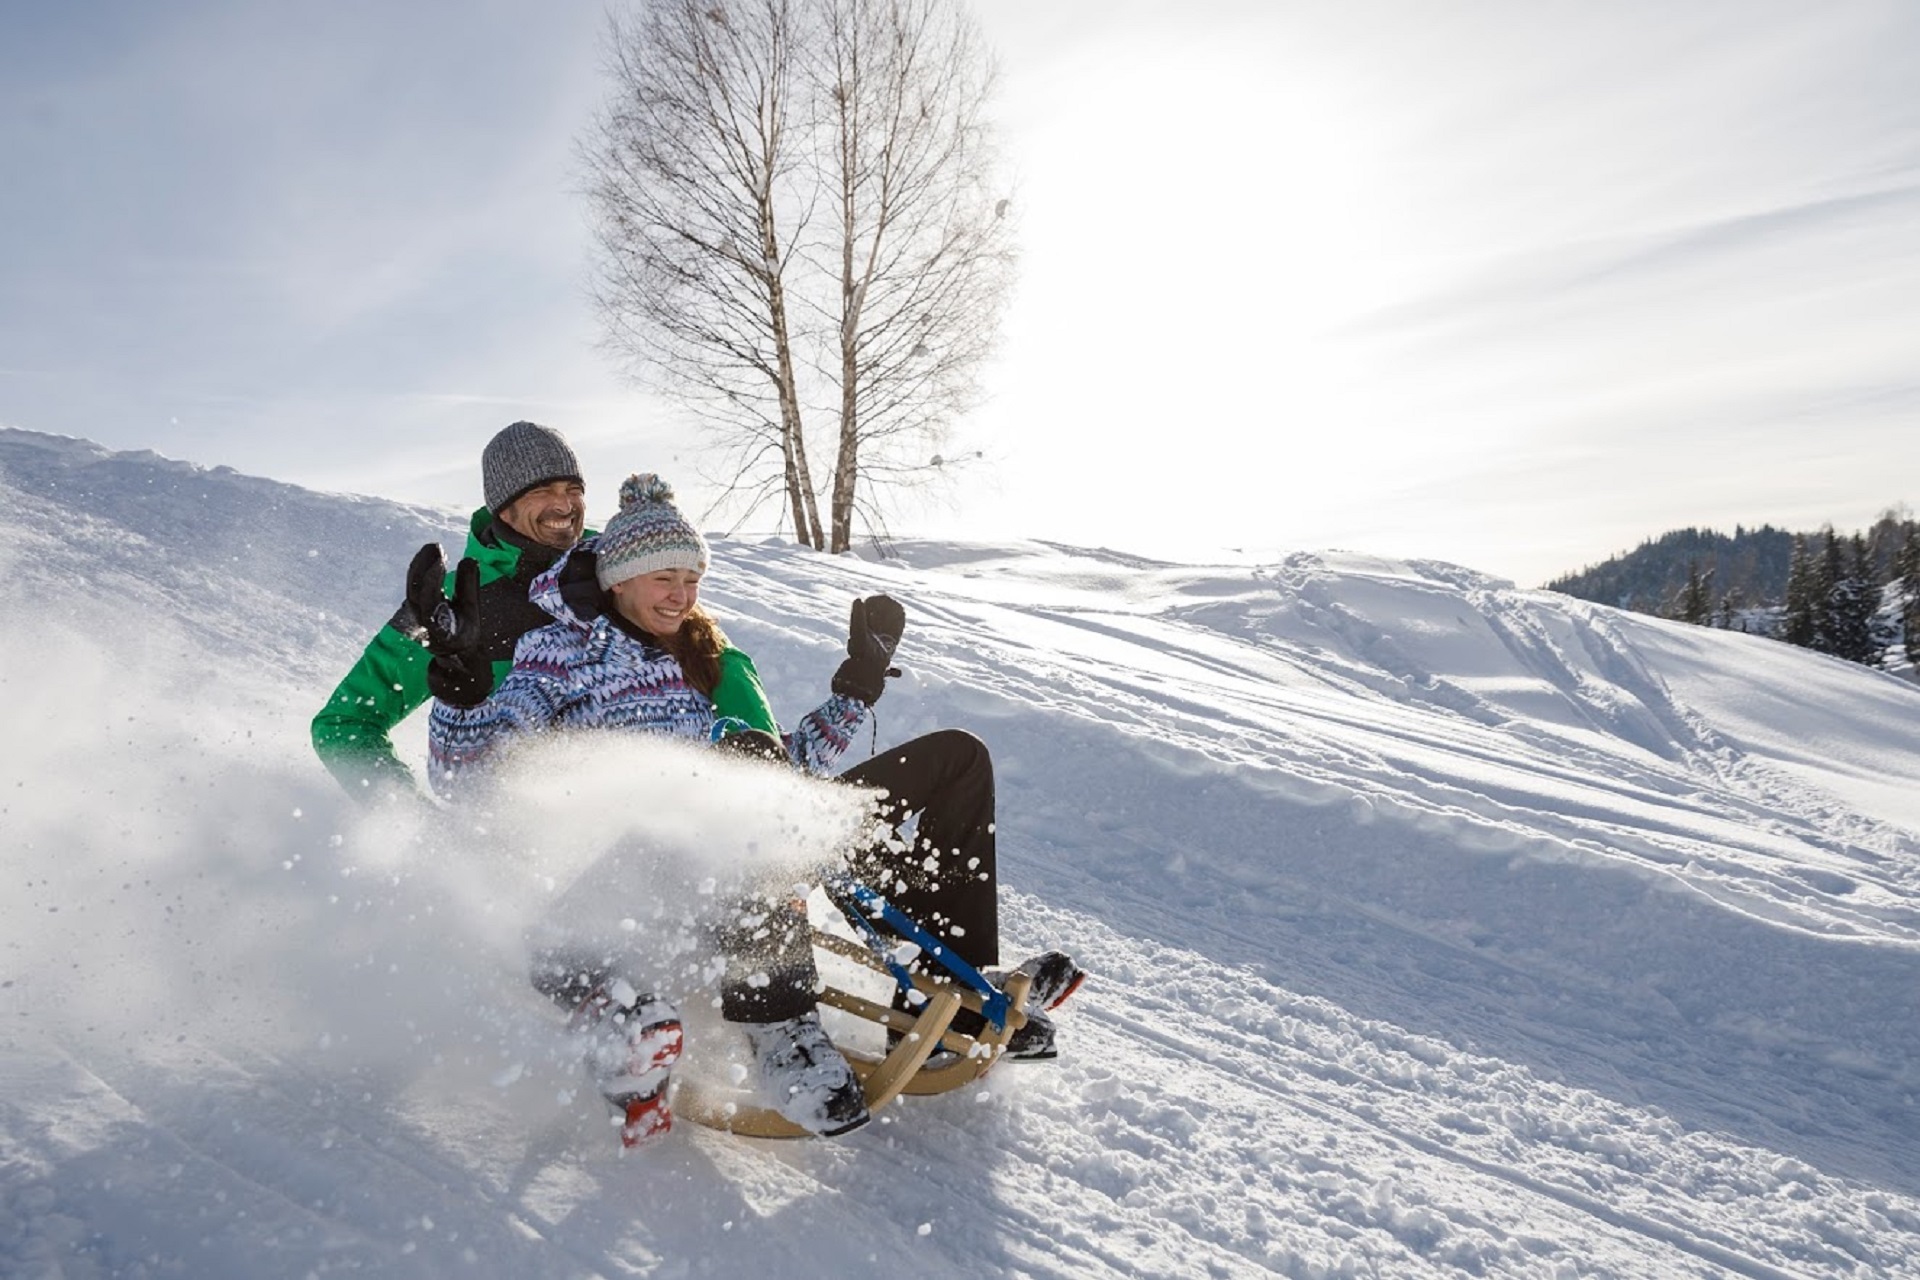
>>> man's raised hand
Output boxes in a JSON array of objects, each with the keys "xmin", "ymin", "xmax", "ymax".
[
  {"xmin": 405, "ymin": 542, "xmax": 479, "ymax": 659},
  {"xmin": 405, "ymin": 542, "xmax": 491, "ymax": 708}
]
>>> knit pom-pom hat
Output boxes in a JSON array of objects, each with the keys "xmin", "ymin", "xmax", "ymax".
[{"xmin": 595, "ymin": 473, "xmax": 711, "ymax": 589}]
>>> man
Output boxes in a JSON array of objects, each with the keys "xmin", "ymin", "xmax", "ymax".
[{"xmin": 311, "ymin": 421, "xmax": 589, "ymax": 800}]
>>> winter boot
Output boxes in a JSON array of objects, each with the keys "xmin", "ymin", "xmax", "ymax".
[
  {"xmin": 742, "ymin": 1011, "xmax": 871, "ymax": 1137},
  {"xmin": 986, "ymin": 950, "xmax": 1084, "ymax": 1012},
  {"xmin": 572, "ymin": 980, "xmax": 684, "ymax": 1148},
  {"xmin": 886, "ymin": 951, "xmax": 1082, "ymax": 1064},
  {"xmin": 975, "ymin": 951, "xmax": 1080, "ymax": 1062},
  {"xmin": 1003, "ymin": 1006, "xmax": 1057, "ymax": 1061}
]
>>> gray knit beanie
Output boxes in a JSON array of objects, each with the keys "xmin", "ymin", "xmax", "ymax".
[
  {"xmin": 482, "ymin": 421, "xmax": 583, "ymax": 513},
  {"xmin": 596, "ymin": 474, "xmax": 711, "ymax": 589}
]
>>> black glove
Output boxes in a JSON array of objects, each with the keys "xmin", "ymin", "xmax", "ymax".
[
  {"xmin": 831, "ymin": 594, "xmax": 904, "ymax": 705},
  {"xmin": 714, "ymin": 727, "xmax": 787, "ymax": 763},
  {"xmin": 425, "ymin": 649, "xmax": 493, "ymax": 709},
  {"xmin": 405, "ymin": 543, "xmax": 491, "ymax": 708},
  {"xmin": 405, "ymin": 542, "xmax": 479, "ymax": 657}
]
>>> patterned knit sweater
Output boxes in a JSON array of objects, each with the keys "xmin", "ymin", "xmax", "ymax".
[{"xmin": 427, "ymin": 538, "xmax": 867, "ymax": 788}]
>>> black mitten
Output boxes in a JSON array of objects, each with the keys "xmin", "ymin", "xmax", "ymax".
[
  {"xmin": 426, "ymin": 651, "xmax": 494, "ymax": 709},
  {"xmin": 831, "ymin": 594, "xmax": 904, "ymax": 705},
  {"xmin": 405, "ymin": 543, "xmax": 490, "ymax": 707},
  {"xmin": 405, "ymin": 542, "xmax": 480, "ymax": 658},
  {"xmin": 713, "ymin": 727, "xmax": 787, "ymax": 763}
]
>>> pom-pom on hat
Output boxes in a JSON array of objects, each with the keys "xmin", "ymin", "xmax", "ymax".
[
  {"xmin": 596, "ymin": 474, "xmax": 711, "ymax": 589},
  {"xmin": 482, "ymin": 421, "xmax": 583, "ymax": 514}
]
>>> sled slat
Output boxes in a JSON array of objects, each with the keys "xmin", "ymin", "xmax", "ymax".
[
  {"xmin": 817, "ymin": 987, "xmax": 975, "ymax": 1057},
  {"xmin": 670, "ymin": 1082, "xmax": 812, "ymax": 1139},
  {"xmin": 893, "ymin": 971, "xmax": 1030, "ymax": 1096},
  {"xmin": 812, "ymin": 928, "xmax": 1023, "ymax": 1026},
  {"xmin": 852, "ymin": 987, "xmax": 963, "ymax": 1108},
  {"xmin": 673, "ymin": 987, "xmax": 967, "ymax": 1138},
  {"xmin": 676, "ymin": 933, "xmax": 1037, "ymax": 1136}
]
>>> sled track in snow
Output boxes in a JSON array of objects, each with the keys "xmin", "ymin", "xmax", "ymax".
[
  {"xmin": 831, "ymin": 1117, "xmax": 1184, "ymax": 1279},
  {"xmin": 1080, "ymin": 999, "xmax": 1818, "ymax": 1280}
]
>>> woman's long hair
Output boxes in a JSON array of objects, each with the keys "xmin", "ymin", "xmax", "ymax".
[{"xmin": 664, "ymin": 605, "xmax": 728, "ymax": 696}]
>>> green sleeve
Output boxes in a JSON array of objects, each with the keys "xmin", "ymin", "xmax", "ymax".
[
  {"xmin": 311, "ymin": 623, "xmax": 433, "ymax": 795},
  {"xmin": 710, "ymin": 647, "xmax": 779, "ymax": 736}
]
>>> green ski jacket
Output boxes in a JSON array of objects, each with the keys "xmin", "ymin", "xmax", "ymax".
[{"xmin": 311, "ymin": 507, "xmax": 585, "ymax": 797}]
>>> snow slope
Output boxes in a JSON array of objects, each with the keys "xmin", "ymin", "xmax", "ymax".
[{"xmin": 4, "ymin": 426, "xmax": 1920, "ymax": 1279}]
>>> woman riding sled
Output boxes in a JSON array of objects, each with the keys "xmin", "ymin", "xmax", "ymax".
[{"xmin": 420, "ymin": 474, "xmax": 1081, "ymax": 1141}]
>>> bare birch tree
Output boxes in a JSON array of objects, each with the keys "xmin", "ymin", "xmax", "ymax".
[
  {"xmin": 583, "ymin": 0, "xmax": 825, "ymax": 546},
  {"xmin": 584, "ymin": 0, "xmax": 1011, "ymax": 552},
  {"xmin": 815, "ymin": 0, "xmax": 1012, "ymax": 552}
]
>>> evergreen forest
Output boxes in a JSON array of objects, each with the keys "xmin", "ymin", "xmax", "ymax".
[{"xmin": 1547, "ymin": 511, "xmax": 1920, "ymax": 670}]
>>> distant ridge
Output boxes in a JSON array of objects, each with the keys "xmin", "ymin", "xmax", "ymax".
[
  {"xmin": 1546, "ymin": 525, "xmax": 1796, "ymax": 613},
  {"xmin": 1548, "ymin": 512, "xmax": 1913, "ymax": 615}
]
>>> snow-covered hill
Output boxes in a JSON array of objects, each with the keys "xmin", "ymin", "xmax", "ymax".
[{"xmin": 5, "ymin": 427, "xmax": 1920, "ymax": 1279}]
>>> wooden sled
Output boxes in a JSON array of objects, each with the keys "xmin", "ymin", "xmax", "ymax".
[{"xmin": 673, "ymin": 926, "xmax": 1035, "ymax": 1139}]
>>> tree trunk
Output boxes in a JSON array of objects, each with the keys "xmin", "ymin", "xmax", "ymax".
[
  {"xmin": 766, "ymin": 246, "xmax": 824, "ymax": 548},
  {"xmin": 831, "ymin": 68, "xmax": 862, "ymax": 555}
]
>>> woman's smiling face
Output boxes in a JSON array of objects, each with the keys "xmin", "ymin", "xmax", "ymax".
[{"xmin": 610, "ymin": 567, "xmax": 702, "ymax": 638}]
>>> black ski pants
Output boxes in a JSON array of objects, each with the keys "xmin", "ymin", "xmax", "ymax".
[{"xmin": 718, "ymin": 727, "xmax": 1000, "ymax": 1023}]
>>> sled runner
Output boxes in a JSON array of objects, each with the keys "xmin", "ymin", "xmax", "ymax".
[{"xmin": 672, "ymin": 876, "xmax": 1036, "ymax": 1139}]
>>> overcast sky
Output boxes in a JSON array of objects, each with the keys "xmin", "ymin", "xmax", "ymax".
[{"xmin": 4, "ymin": 1, "xmax": 1918, "ymax": 585}]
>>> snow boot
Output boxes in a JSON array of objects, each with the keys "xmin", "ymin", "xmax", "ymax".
[
  {"xmin": 1002, "ymin": 1006, "xmax": 1056, "ymax": 1061},
  {"xmin": 889, "ymin": 950, "xmax": 1080, "ymax": 1063},
  {"xmin": 742, "ymin": 1011, "xmax": 871, "ymax": 1137},
  {"xmin": 572, "ymin": 980, "xmax": 684, "ymax": 1148},
  {"xmin": 958, "ymin": 950, "xmax": 1080, "ymax": 1062},
  {"xmin": 986, "ymin": 950, "xmax": 1084, "ymax": 1013}
]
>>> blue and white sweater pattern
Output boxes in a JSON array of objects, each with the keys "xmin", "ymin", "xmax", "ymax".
[{"xmin": 427, "ymin": 541, "xmax": 866, "ymax": 785}]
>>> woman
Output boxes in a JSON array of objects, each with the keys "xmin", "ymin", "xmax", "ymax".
[{"xmin": 427, "ymin": 474, "xmax": 1078, "ymax": 1142}]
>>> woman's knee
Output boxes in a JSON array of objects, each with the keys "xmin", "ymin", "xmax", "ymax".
[{"xmin": 918, "ymin": 727, "xmax": 991, "ymax": 777}]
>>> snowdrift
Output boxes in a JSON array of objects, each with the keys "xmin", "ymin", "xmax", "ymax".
[{"xmin": 5, "ymin": 427, "xmax": 1920, "ymax": 1278}]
